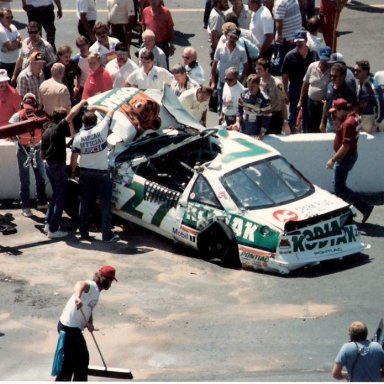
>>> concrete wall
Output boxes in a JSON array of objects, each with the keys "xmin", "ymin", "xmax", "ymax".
[
  {"xmin": 1, "ymin": 132, "xmax": 383, "ymax": 200},
  {"xmin": 264, "ymin": 132, "xmax": 384, "ymax": 194}
]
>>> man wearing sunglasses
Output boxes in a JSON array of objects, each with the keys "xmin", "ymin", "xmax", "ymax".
[
  {"xmin": 354, "ymin": 60, "xmax": 384, "ymax": 134},
  {"xmin": 11, "ymin": 21, "xmax": 55, "ymax": 86},
  {"xmin": 89, "ymin": 22, "xmax": 119, "ymax": 66},
  {"xmin": 320, "ymin": 62, "xmax": 357, "ymax": 133}
]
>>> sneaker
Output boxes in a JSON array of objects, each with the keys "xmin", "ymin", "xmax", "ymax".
[
  {"xmin": 47, "ymin": 230, "xmax": 68, "ymax": 239},
  {"xmin": 362, "ymin": 206, "xmax": 374, "ymax": 224},
  {"xmin": 37, "ymin": 204, "xmax": 48, "ymax": 210},
  {"xmin": 103, "ymin": 233, "xmax": 120, "ymax": 243},
  {"xmin": 22, "ymin": 209, "xmax": 32, "ymax": 218}
]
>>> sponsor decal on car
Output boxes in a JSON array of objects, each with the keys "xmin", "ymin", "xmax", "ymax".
[
  {"xmin": 273, "ymin": 209, "xmax": 299, "ymax": 222},
  {"xmin": 279, "ymin": 224, "xmax": 358, "ymax": 253}
]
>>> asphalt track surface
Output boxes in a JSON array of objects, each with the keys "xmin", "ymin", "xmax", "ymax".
[{"xmin": 1, "ymin": 0, "xmax": 384, "ymax": 382}]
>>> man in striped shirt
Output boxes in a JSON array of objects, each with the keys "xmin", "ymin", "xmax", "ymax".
[{"xmin": 271, "ymin": 0, "xmax": 302, "ymax": 75}]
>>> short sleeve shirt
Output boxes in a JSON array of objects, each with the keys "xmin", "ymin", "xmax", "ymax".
[
  {"xmin": 303, "ymin": 61, "xmax": 331, "ymax": 101},
  {"xmin": 76, "ymin": 0, "xmax": 97, "ymax": 21},
  {"xmin": 41, "ymin": 119, "xmax": 71, "ymax": 163},
  {"xmin": 335, "ymin": 341, "xmax": 384, "ymax": 382},
  {"xmin": 214, "ymin": 44, "xmax": 248, "ymax": 83},
  {"xmin": 72, "ymin": 116, "xmax": 112, "ymax": 170},
  {"xmin": 127, "ymin": 66, "xmax": 173, "ymax": 90}
]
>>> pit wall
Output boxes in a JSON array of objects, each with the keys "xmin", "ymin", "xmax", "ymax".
[{"xmin": 0, "ymin": 132, "xmax": 383, "ymax": 199}]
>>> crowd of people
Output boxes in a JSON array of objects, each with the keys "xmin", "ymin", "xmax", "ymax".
[{"xmin": 0, "ymin": 0, "xmax": 381, "ymax": 234}]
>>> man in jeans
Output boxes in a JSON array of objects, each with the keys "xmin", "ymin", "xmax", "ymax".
[
  {"xmin": 40, "ymin": 102, "xmax": 85, "ymax": 239},
  {"xmin": 326, "ymin": 98, "xmax": 374, "ymax": 224},
  {"xmin": 70, "ymin": 104, "xmax": 119, "ymax": 242}
]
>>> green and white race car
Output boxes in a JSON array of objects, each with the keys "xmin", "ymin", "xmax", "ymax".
[{"xmin": 85, "ymin": 87, "xmax": 368, "ymax": 275}]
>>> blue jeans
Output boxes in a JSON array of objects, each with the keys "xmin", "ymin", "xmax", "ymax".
[
  {"xmin": 334, "ymin": 153, "xmax": 370, "ymax": 214},
  {"xmin": 45, "ymin": 163, "xmax": 67, "ymax": 232},
  {"xmin": 16, "ymin": 143, "xmax": 47, "ymax": 209},
  {"xmin": 78, "ymin": 168, "xmax": 114, "ymax": 241}
]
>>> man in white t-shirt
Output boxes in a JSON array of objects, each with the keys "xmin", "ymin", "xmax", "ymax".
[
  {"xmin": 106, "ymin": 0, "xmax": 135, "ymax": 47},
  {"xmin": 55, "ymin": 265, "xmax": 117, "ymax": 381},
  {"xmin": 125, "ymin": 50, "xmax": 173, "ymax": 90},
  {"xmin": 248, "ymin": 0, "xmax": 274, "ymax": 60},
  {"xmin": 105, "ymin": 42, "xmax": 138, "ymax": 88},
  {"xmin": 76, "ymin": 0, "xmax": 97, "ymax": 44},
  {"xmin": 220, "ymin": 66, "xmax": 244, "ymax": 127},
  {"xmin": 0, "ymin": 8, "xmax": 21, "ymax": 77}
]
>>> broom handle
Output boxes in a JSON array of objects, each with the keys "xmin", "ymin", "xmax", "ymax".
[{"xmin": 80, "ymin": 307, "xmax": 108, "ymax": 370}]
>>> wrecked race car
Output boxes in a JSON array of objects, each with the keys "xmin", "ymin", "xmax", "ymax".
[{"xmin": 79, "ymin": 86, "xmax": 368, "ymax": 275}]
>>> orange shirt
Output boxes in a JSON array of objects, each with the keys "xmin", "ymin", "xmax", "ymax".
[
  {"xmin": 141, "ymin": 5, "xmax": 174, "ymax": 44},
  {"xmin": 0, "ymin": 85, "xmax": 22, "ymax": 127},
  {"xmin": 82, "ymin": 66, "xmax": 113, "ymax": 100}
]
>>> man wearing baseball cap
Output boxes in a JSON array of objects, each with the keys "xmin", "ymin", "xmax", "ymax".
[
  {"xmin": 54, "ymin": 265, "xmax": 117, "ymax": 381},
  {"xmin": 326, "ymin": 98, "xmax": 374, "ymax": 224},
  {"xmin": 8, "ymin": 91, "xmax": 48, "ymax": 217}
]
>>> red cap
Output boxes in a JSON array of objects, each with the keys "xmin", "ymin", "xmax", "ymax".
[
  {"xmin": 329, "ymin": 98, "xmax": 351, "ymax": 113},
  {"xmin": 99, "ymin": 265, "xmax": 117, "ymax": 281}
]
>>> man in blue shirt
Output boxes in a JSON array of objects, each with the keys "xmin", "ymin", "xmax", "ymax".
[{"xmin": 332, "ymin": 321, "xmax": 384, "ymax": 382}]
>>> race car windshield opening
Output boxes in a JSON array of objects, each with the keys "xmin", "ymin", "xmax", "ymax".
[{"xmin": 221, "ymin": 156, "xmax": 314, "ymax": 210}]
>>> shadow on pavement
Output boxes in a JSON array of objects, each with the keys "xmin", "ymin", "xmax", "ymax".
[{"xmin": 346, "ymin": 0, "xmax": 384, "ymax": 13}]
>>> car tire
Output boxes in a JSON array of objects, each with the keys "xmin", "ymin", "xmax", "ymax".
[{"xmin": 197, "ymin": 220, "xmax": 241, "ymax": 269}]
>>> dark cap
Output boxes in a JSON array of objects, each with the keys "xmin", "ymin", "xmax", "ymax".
[
  {"xmin": 30, "ymin": 51, "xmax": 46, "ymax": 62},
  {"xmin": 294, "ymin": 29, "xmax": 307, "ymax": 42},
  {"xmin": 329, "ymin": 98, "xmax": 352, "ymax": 113},
  {"xmin": 99, "ymin": 265, "xmax": 118, "ymax": 281},
  {"xmin": 319, "ymin": 46, "xmax": 332, "ymax": 61},
  {"xmin": 327, "ymin": 52, "xmax": 345, "ymax": 64},
  {"xmin": 115, "ymin": 42, "xmax": 128, "ymax": 52}
]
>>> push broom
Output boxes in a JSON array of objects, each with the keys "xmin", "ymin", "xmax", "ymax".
[{"xmin": 80, "ymin": 308, "xmax": 133, "ymax": 380}]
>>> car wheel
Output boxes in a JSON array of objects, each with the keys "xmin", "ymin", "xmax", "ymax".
[{"xmin": 197, "ymin": 220, "xmax": 241, "ymax": 269}]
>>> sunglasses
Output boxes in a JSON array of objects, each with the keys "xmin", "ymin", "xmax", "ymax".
[
  {"xmin": 225, "ymin": 77, "xmax": 236, "ymax": 82},
  {"xmin": 182, "ymin": 56, "xmax": 191, "ymax": 59},
  {"xmin": 116, "ymin": 50, "xmax": 128, "ymax": 55},
  {"xmin": 28, "ymin": 30, "xmax": 39, "ymax": 34},
  {"xmin": 354, "ymin": 69, "xmax": 361, "ymax": 73},
  {"xmin": 330, "ymin": 74, "xmax": 340, "ymax": 78}
]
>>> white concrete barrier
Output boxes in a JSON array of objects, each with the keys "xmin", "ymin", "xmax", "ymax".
[
  {"xmin": 264, "ymin": 132, "xmax": 384, "ymax": 193},
  {"xmin": 1, "ymin": 132, "xmax": 383, "ymax": 200}
]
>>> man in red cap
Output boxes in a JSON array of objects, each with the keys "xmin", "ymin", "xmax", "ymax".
[
  {"xmin": 54, "ymin": 265, "xmax": 117, "ymax": 381},
  {"xmin": 326, "ymin": 98, "xmax": 374, "ymax": 223}
]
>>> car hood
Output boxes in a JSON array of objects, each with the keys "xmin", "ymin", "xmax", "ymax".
[{"xmin": 242, "ymin": 187, "xmax": 350, "ymax": 232}]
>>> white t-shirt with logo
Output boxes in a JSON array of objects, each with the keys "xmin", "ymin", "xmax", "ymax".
[
  {"xmin": 72, "ymin": 115, "xmax": 112, "ymax": 170},
  {"xmin": 222, "ymin": 81, "xmax": 244, "ymax": 116}
]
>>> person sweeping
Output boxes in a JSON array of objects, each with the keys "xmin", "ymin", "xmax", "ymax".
[{"xmin": 52, "ymin": 265, "xmax": 117, "ymax": 381}]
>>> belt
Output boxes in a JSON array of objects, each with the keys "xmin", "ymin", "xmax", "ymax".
[{"xmin": 80, "ymin": 167, "xmax": 109, "ymax": 174}]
